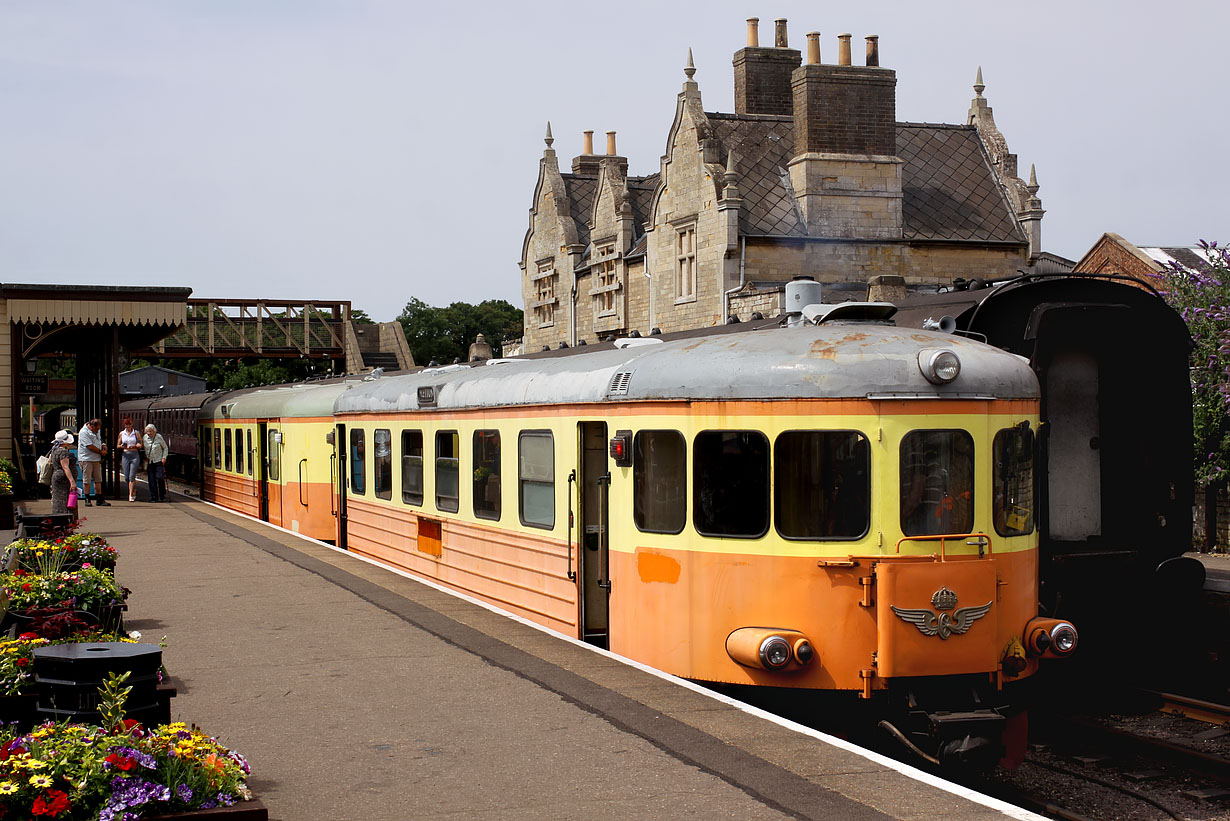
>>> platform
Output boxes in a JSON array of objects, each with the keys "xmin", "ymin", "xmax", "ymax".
[{"xmin": 21, "ymin": 493, "xmax": 1039, "ymax": 820}]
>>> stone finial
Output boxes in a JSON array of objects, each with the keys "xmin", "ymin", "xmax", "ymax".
[
  {"xmin": 583, "ymin": 130, "xmax": 594, "ymax": 155},
  {"xmin": 865, "ymin": 35, "xmax": 879, "ymax": 67},
  {"xmin": 606, "ymin": 131, "xmax": 617, "ymax": 156},
  {"xmin": 774, "ymin": 18, "xmax": 788, "ymax": 48},
  {"xmin": 723, "ymin": 151, "xmax": 742, "ymax": 200},
  {"xmin": 747, "ymin": 17, "xmax": 759, "ymax": 47},
  {"xmin": 974, "ymin": 66, "xmax": 985, "ymax": 97},
  {"xmin": 838, "ymin": 34, "xmax": 852, "ymax": 66},
  {"xmin": 806, "ymin": 32, "xmax": 821, "ymax": 65},
  {"xmin": 685, "ymin": 47, "xmax": 696, "ymax": 80},
  {"xmin": 1028, "ymin": 163, "xmax": 1039, "ymax": 193},
  {"xmin": 620, "ymin": 187, "xmax": 633, "ymax": 216},
  {"xmin": 544, "ymin": 121, "xmax": 554, "ymax": 149}
]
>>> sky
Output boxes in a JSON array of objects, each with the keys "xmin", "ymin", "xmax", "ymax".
[{"xmin": 2, "ymin": 1, "xmax": 1226, "ymax": 322}]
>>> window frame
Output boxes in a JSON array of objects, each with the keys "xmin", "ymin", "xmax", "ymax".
[
  {"xmin": 234, "ymin": 428, "xmax": 244, "ymax": 475},
  {"xmin": 349, "ymin": 428, "xmax": 365, "ymax": 496},
  {"xmin": 899, "ymin": 429, "xmax": 976, "ymax": 537},
  {"xmin": 435, "ymin": 430, "xmax": 460, "ymax": 513},
  {"xmin": 401, "ymin": 429, "xmax": 424, "ymax": 507},
  {"xmin": 373, "ymin": 428, "xmax": 392, "ymax": 501},
  {"xmin": 993, "ymin": 425, "xmax": 1035, "ymax": 538},
  {"xmin": 772, "ymin": 429, "xmax": 871, "ymax": 541},
  {"xmin": 675, "ymin": 222, "xmax": 697, "ymax": 302},
  {"xmin": 692, "ymin": 429, "xmax": 770, "ymax": 539},
  {"xmin": 518, "ymin": 430, "xmax": 555, "ymax": 529},
  {"xmin": 632, "ymin": 429, "xmax": 687, "ymax": 535},
  {"xmin": 472, "ymin": 429, "xmax": 501, "ymax": 521}
]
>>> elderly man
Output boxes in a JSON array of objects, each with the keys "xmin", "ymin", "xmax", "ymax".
[
  {"xmin": 143, "ymin": 424, "xmax": 169, "ymax": 503},
  {"xmin": 77, "ymin": 418, "xmax": 110, "ymax": 506}
]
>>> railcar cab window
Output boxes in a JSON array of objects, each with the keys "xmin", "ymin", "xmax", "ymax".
[
  {"xmin": 349, "ymin": 429, "xmax": 365, "ymax": 495},
  {"xmin": 994, "ymin": 425, "xmax": 1035, "ymax": 537},
  {"xmin": 633, "ymin": 430, "xmax": 686, "ymax": 533},
  {"xmin": 900, "ymin": 430, "xmax": 974, "ymax": 536},
  {"xmin": 373, "ymin": 429, "xmax": 392, "ymax": 500},
  {"xmin": 234, "ymin": 429, "xmax": 244, "ymax": 475},
  {"xmin": 246, "ymin": 431, "xmax": 253, "ymax": 476},
  {"xmin": 694, "ymin": 431, "xmax": 769, "ymax": 538},
  {"xmin": 213, "ymin": 429, "xmax": 221, "ymax": 468},
  {"xmin": 402, "ymin": 430, "xmax": 424, "ymax": 506},
  {"xmin": 473, "ymin": 430, "xmax": 501, "ymax": 520},
  {"xmin": 775, "ymin": 431, "xmax": 870, "ymax": 540},
  {"xmin": 435, "ymin": 431, "xmax": 459, "ymax": 513},
  {"xmin": 203, "ymin": 430, "xmax": 212, "ymax": 467},
  {"xmin": 224, "ymin": 430, "xmax": 233, "ymax": 472},
  {"xmin": 519, "ymin": 431, "xmax": 554, "ymax": 528}
]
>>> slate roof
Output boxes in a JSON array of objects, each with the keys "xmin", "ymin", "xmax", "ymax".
[
  {"xmin": 557, "ymin": 119, "xmax": 1023, "ymax": 247},
  {"xmin": 561, "ymin": 174, "xmax": 597, "ymax": 248},
  {"xmin": 1139, "ymin": 246, "xmax": 1213, "ymax": 273},
  {"xmin": 897, "ymin": 124, "xmax": 1025, "ymax": 243}
]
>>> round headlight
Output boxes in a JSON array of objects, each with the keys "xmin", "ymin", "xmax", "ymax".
[
  {"xmin": 919, "ymin": 349, "xmax": 961, "ymax": 385},
  {"xmin": 759, "ymin": 636, "xmax": 792, "ymax": 669},
  {"xmin": 1050, "ymin": 623, "xmax": 1078, "ymax": 655}
]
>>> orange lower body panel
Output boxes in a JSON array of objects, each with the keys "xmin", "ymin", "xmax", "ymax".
[
  {"xmin": 203, "ymin": 471, "xmax": 259, "ymax": 519},
  {"xmin": 607, "ymin": 546, "xmax": 1038, "ymax": 692}
]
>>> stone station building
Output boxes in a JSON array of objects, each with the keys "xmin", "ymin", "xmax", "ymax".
[{"xmin": 520, "ymin": 18, "xmax": 1050, "ymax": 351}]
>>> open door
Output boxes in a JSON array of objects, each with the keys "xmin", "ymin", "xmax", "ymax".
[
  {"xmin": 256, "ymin": 422, "xmax": 269, "ymax": 523},
  {"xmin": 577, "ymin": 422, "xmax": 610, "ymax": 648},
  {"xmin": 334, "ymin": 423, "xmax": 348, "ymax": 550}
]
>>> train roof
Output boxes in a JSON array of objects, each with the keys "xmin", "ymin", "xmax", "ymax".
[
  {"xmin": 334, "ymin": 321, "xmax": 1039, "ymax": 415},
  {"xmin": 206, "ymin": 377, "xmax": 367, "ymax": 420}
]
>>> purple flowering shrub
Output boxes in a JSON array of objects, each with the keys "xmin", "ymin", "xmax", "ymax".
[{"xmin": 1151, "ymin": 240, "xmax": 1230, "ymax": 486}]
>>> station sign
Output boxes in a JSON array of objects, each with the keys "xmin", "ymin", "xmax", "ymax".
[{"xmin": 19, "ymin": 374, "xmax": 47, "ymax": 394}]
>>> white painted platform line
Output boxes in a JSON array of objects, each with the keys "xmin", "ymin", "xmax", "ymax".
[{"xmin": 194, "ymin": 496, "xmax": 1043, "ymax": 821}]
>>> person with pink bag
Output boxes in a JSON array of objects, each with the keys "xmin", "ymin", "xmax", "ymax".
[{"xmin": 48, "ymin": 429, "xmax": 79, "ymax": 521}]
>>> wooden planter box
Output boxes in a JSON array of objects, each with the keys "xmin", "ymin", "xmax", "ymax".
[
  {"xmin": 0, "ymin": 495, "xmax": 14, "ymax": 530},
  {"xmin": 147, "ymin": 800, "xmax": 268, "ymax": 819}
]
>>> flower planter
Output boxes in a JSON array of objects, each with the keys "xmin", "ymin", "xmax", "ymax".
[
  {"xmin": 146, "ymin": 799, "xmax": 269, "ymax": 819},
  {"xmin": 0, "ymin": 693, "xmax": 38, "ymax": 727},
  {"xmin": 0, "ymin": 495, "xmax": 14, "ymax": 531}
]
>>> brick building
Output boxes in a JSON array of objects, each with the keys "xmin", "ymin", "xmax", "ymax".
[
  {"xmin": 1073, "ymin": 231, "xmax": 1211, "ymax": 286},
  {"xmin": 520, "ymin": 18, "xmax": 1052, "ymax": 350}
]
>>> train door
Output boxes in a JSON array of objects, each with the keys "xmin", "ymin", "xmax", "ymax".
[
  {"xmin": 266, "ymin": 426, "xmax": 284, "ymax": 527},
  {"xmin": 576, "ymin": 422, "xmax": 610, "ymax": 648},
  {"xmin": 334, "ymin": 423, "xmax": 348, "ymax": 550},
  {"xmin": 256, "ymin": 422, "xmax": 270, "ymax": 522},
  {"xmin": 1044, "ymin": 350, "xmax": 1101, "ymax": 540}
]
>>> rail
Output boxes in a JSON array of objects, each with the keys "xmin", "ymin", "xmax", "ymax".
[{"xmin": 895, "ymin": 532, "xmax": 993, "ymax": 558}]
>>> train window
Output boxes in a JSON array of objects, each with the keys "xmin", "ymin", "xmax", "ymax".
[
  {"xmin": 519, "ymin": 431, "xmax": 554, "ymax": 528},
  {"xmin": 633, "ymin": 430, "xmax": 685, "ymax": 534},
  {"xmin": 994, "ymin": 426, "xmax": 1035, "ymax": 537},
  {"xmin": 402, "ymin": 431, "xmax": 424, "ymax": 506},
  {"xmin": 693, "ymin": 431, "xmax": 769, "ymax": 538},
  {"xmin": 473, "ymin": 430, "xmax": 501, "ymax": 520},
  {"xmin": 350, "ymin": 429, "xmax": 366, "ymax": 495},
  {"xmin": 900, "ymin": 430, "xmax": 975, "ymax": 536},
  {"xmin": 214, "ymin": 429, "xmax": 222, "ymax": 469},
  {"xmin": 246, "ymin": 430, "xmax": 253, "ymax": 476},
  {"xmin": 775, "ymin": 431, "xmax": 870, "ymax": 540},
  {"xmin": 435, "ymin": 431, "xmax": 459, "ymax": 513},
  {"xmin": 224, "ymin": 429, "xmax": 233, "ymax": 472},
  {"xmin": 374, "ymin": 429, "xmax": 392, "ymax": 500},
  {"xmin": 202, "ymin": 429, "xmax": 212, "ymax": 467},
  {"xmin": 268, "ymin": 429, "xmax": 281, "ymax": 481},
  {"xmin": 234, "ymin": 429, "xmax": 244, "ymax": 475}
]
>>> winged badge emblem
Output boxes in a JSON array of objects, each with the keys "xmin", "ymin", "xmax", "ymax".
[{"xmin": 890, "ymin": 587, "xmax": 992, "ymax": 640}]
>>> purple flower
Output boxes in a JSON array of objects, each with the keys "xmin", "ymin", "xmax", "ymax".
[{"xmin": 177, "ymin": 783, "xmax": 194, "ymax": 802}]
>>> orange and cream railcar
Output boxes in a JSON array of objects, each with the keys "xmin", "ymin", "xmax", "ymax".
[
  {"xmin": 333, "ymin": 315, "xmax": 1076, "ymax": 767},
  {"xmin": 201, "ymin": 382, "xmax": 357, "ymax": 541}
]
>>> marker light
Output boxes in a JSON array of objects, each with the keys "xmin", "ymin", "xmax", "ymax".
[{"xmin": 759, "ymin": 636, "xmax": 792, "ymax": 669}]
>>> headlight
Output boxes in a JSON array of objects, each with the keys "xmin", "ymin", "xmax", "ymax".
[
  {"xmin": 759, "ymin": 636, "xmax": 792, "ymax": 669},
  {"xmin": 1050, "ymin": 623, "xmax": 1078, "ymax": 655},
  {"xmin": 919, "ymin": 349, "xmax": 961, "ymax": 384}
]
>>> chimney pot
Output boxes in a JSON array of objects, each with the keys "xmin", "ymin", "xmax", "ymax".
[
  {"xmin": 865, "ymin": 35, "xmax": 880, "ymax": 67},
  {"xmin": 583, "ymin": 130, "xmax": 594, "ymax": 155},
  {"xmin": 746, "ymin": 17, "xmax": 759, "ymax": 47},
  {"xmin": 806, "ymin": 31, "xmax": 821, "ymax": 65},
  {"xmin": 774, "ymin": 18, "xmax": 788, "ymax": 48},
  {"xmin": 606, "ymin": 131, "xmax": 617, "ymax": 156},
  {"xmin": 838, "ymin": 34, "xmax": 852, "ymax": 66}
]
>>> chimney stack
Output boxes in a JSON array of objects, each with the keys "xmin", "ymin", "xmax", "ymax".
[
  {"xmin": 788, "ymin": 33, "xmax": 902, "ymax": 239},
  {"xmin": 572, "ymin": 130, "xmax": 603, "ymax": 174},
  {"xmin": 606, "ymin": 131, "xmax": 617, "ymax": 155},
  {"xmin": 583, "ymin": 130, "xmax": 594, "ymax": 155},
  {"xmin": 733, "ymin": 17, "xmax": 801, "ymax": 116}
]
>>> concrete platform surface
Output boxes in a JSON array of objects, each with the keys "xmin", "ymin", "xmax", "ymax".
[{"xmin": 23, "ymin": 494, "xmax": 1038, "ymax": 820}]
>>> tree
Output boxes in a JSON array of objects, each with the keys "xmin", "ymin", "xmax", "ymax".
[
  {"xmin": 397, "ymin": 298, "xmax": 523, "ymax": 365},
  {"xmin": 1153, "ymin": 240, "xmax": 1230, "ymax": 487},
  {"xmin": 350, "ymin": 308, "xmax": 376, "ymax": 325}
]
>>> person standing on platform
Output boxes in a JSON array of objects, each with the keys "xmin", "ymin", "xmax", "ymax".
[
  {"xmin": 77, "ymin": 418, "xmax": 110, "ymax": 506},
  {"xmin": 48, "ymin": 429, "xmax": 78, "ymax": 521},
  {"xmin": 117, "ymin": 418, "xmax": 143, "ymax": 502},
  {"xmin": 143, "ymin": 424, "xmax": 168, "ymax": 502}
]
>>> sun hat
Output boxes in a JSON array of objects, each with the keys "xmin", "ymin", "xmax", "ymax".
[{"xmin": 54, "ymin": 429, "xmax": 74, "ymax": 445}]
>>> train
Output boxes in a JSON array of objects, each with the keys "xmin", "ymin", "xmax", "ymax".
[{"xmin": 118, "ymin": 273, "xmax": 1199, "ymax": 769}]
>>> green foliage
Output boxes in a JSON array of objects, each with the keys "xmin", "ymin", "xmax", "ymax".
[
  {"xmin": 98, "ymin": 670, "xmax": 132, "ymax": 734},
  {"xmin": 397, "ymin": 298, "xmax": 522, "ymax": 365},
  {"xmin": 139, "ymin": 357, "xmax": 333, "ymax": 391},
  {"xmin": 350, "ymin": 308, "xmax": 376, "ymax": 325},
  {"xmin": 1153, "ymin": 240, "xmax": 1230, "ymax": 487}
]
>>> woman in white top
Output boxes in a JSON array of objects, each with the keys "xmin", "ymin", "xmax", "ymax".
[{"xmin": 117, "ymin": 417, "xmax": 143, "ymax": 502}]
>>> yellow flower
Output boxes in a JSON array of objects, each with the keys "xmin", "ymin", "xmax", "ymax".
[
  {"xmin": 25, "ymin": 759, "xmax": 47, "ymax": 770},
  {"xmin": 0, "ymin": 781, "xmax": 16, "ymax": 794},
  {"xmin": 28, "ymin": 774, "xmax": 51, "ymax": 788}
]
